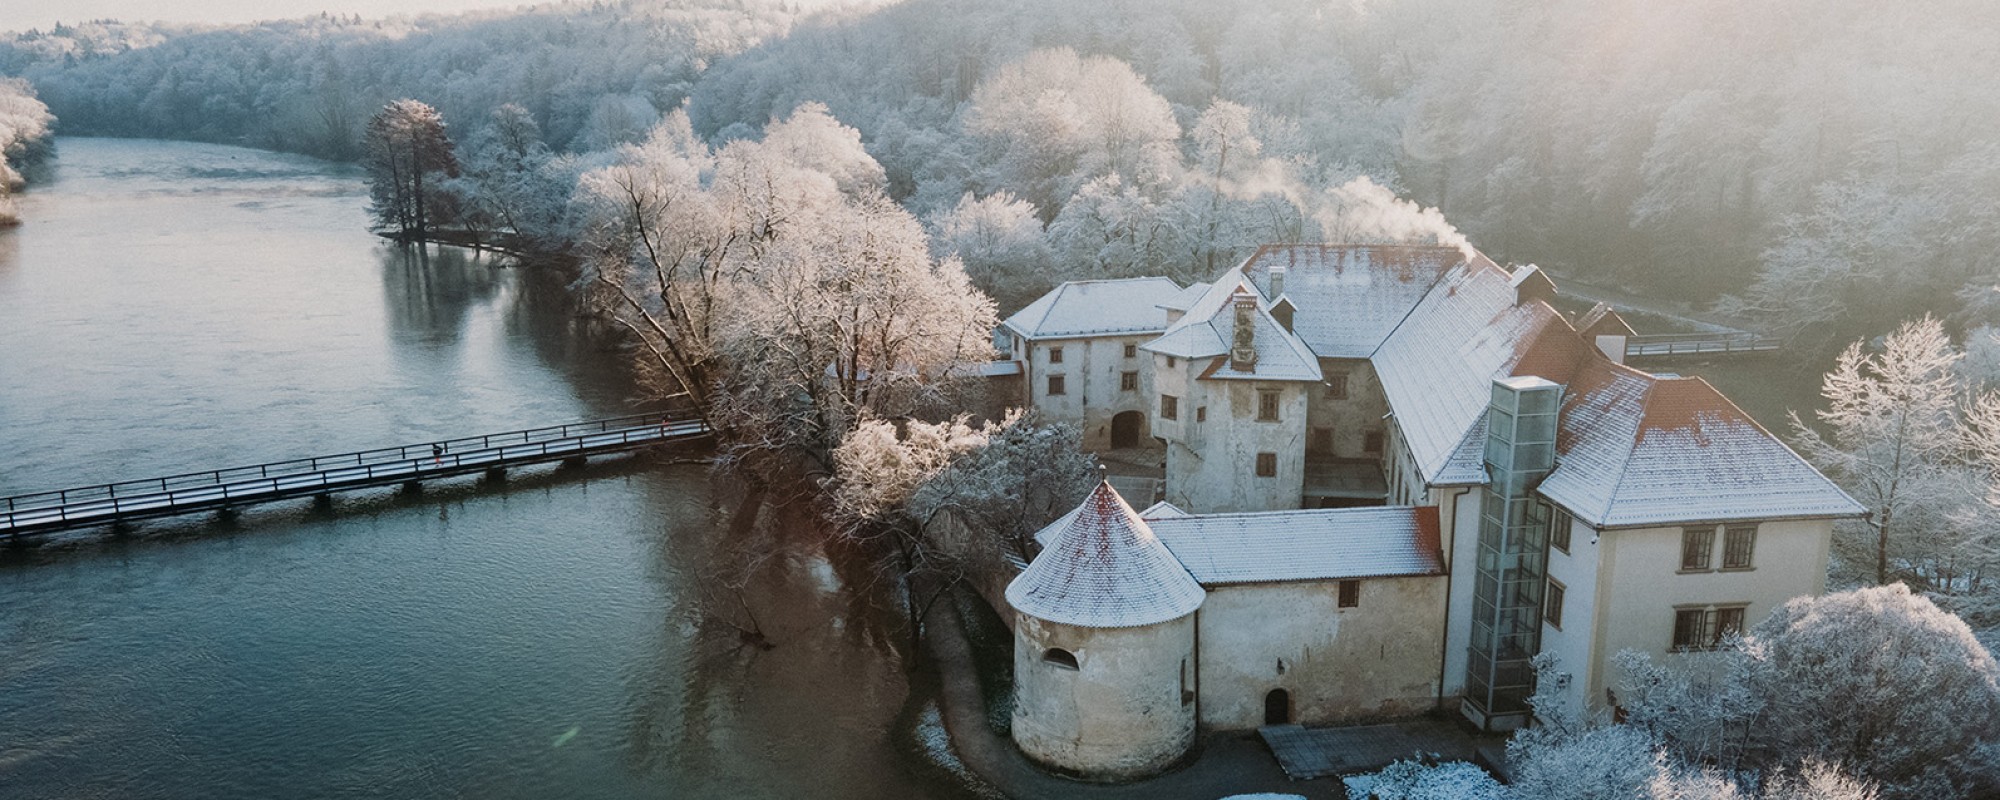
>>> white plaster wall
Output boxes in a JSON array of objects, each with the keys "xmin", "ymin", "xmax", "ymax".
[
  {"xmin": 1587, "ymin": 518, "xmax": 1834, "ymax": 709},
  {"xmin": 1195, "ymin": 578, "xmax": 1447, "ymax": 730},
  {"xmin": 1011, "ymin": 613, "xmax": 1198, "ymax": 780},
  {"xmin": 1538, "ymin": 510, "xmax": 1601, "ymax": 720},
  {"xmin": 1438, "ymin": 484, "xmax": 1484, "ymax": 699},
  {"xmin": 1165, "ymin": 380, "xmax": 1308, "ymax": 513},
  {"xmin": 1023, "ymin": 336, "xmax": 1156, "ymax": 448}
]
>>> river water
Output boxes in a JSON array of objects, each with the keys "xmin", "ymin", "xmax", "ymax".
[{"xmin": 0, "ymin": 139, "xmax": 965, "ymax": 799}]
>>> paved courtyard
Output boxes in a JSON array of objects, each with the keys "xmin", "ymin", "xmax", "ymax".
[{"xmin": 1258, "ymin": 718, "xmax": 1504, "ymax": 780}]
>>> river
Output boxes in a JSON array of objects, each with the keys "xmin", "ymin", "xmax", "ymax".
[{"xmin": 0, "ymin": 139, "xmax": 968, "ymax": 799}]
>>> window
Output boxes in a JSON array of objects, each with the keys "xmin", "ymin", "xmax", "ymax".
[
  {"xmin": 1717, "ymin": 606, "xmax": 1746, "ymax": 640},
  {"xmin": 1255, "ymin": 452, "xmax": 1277, "ymax": 477},
  {"xmin": 1672, "ymin": 609, "xmax": 1711, "ymax": 651},
  {"xmin": 1195, "ymin": 406, "xmax": 1207, "ymax": 423},
  {"xmin": 1363, "ymin": 430, "xmax": 1384, "ymax": 454},
  {"xmin": 1324, "ymin": 372, "xmax": 1349, "ymax": 399},
  {"xmin": 1043, "ymin": 647, "xmax": 1079, "ymax": 670},
  {"xmin": 1120, "ymin": 371, "xmax": 1138, "ymax": 392},
  {"xmin": 1047, "ymin": 375, "xmax": 1066, "ymax": 396},
  {"xmin": 1338, "ymin": 579, "xmax": 1360, "ymax": 608},
  {"xmin": 1124, "ymin": 343, "xmax": 1138, "ymax": 359},
  {"xmin": 1167, "ymin": 356, "xmax": 1177, "ymax": 368},
  {"xmin": 1723, "ymin": 524, "xmax": 1756, "ymax": 569},
  {"xmin": 1545, "ymin": 579, "xmax": 1566, "ymax": 628},
  {"xmin": 1681, "ymin": 527, "xmax": 1715, "ymax": 571},
  {"xmin": 1048, "ymin": 346, "xmax": 1063, "ymax": 364},
  {"xmin": 1257, "ymin": 390, "xmax": 1281, "ymax": 422},
  {"xmin": 1311, "ymin": 427, "xmax": 1334, "ymax": 454},
  {"xmin": 1550, "ymin": 506, "xmax": 1573, "ymax": 553},
  {"xmin": 1673, "ymin": 606, "xmax": 1749, "ymax": 651},
  {"xmin": 1160, "ymin": 394, "xmax": 1179, "ymax": 420}
]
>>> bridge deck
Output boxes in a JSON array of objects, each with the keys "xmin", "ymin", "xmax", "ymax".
[
  {"xmin": 1624, "ymin": 333, "xmax": 1780, "ymax": 359},
  {"xmin": 2, "ymin": 413, "xmax": 709, "ymax": 538}
]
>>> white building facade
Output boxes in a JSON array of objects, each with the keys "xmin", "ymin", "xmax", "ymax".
[{"xmin": 1002, "ymin": 244, "xmax": 1865, "ymax": 764}]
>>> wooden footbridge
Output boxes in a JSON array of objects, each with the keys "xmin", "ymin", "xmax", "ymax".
[
  {"xmin": 1624, "ymin": 332, "xmax": 1780, "ymax": 360},
  {"xmin": 1, "ymin": 412, "xmax": 709, "ymax": 539}
]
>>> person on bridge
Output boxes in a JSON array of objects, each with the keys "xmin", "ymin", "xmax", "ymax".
[{"xmin": 432, "ymin": 443, "xmax": 444, "ymax": 465}]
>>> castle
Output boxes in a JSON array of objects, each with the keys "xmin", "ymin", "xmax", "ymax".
[{"xmin": 995, "ymin": 245, "xmax": 1863, "ymax": 780}]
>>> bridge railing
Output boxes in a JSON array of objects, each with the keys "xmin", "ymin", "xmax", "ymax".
[
  {"xmin": 1, "ymin": 410, "xmax": 704, "ymax": 521},
  {"xmin": 1625, "ymin": 333, "xmax": 1780, "ymax": 358}
]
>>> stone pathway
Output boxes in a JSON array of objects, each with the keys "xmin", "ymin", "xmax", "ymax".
[{"xmin": 1259, "ymin": 719, "xmax": 1491, "ymax": 780}]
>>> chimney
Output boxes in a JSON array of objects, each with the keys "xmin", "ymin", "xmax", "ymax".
[
  {"xmin": 1509, "ymin": 264, "xmax": 1557, "ymax": 307},
  {"xmin": 1229, "ymin": 290, "xmax": 1259, "ymax": 373},
  {"xmin": 1269, "ymin": 265, "xmax": 1287, "ymax": 300}
]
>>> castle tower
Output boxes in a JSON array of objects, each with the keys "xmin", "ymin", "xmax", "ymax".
[{"xmin": 1005, "ymin": 481, "xmax": 1206, "ymax": 780}]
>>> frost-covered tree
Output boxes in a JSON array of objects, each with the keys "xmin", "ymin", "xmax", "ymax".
[
  {"xmin": 1745, "ymin": 584, "xmax": 2000, "ymax": 798},
  {"xmin": 578, "ymin": 103, "xmax": 996, "ymax": 475},
  {"xmin": 362, "ymin": 99, "xmax": 458, "ymax": 242},
  {"xmin": 829, "ymin": 411, "xmax": 1092, "ymax": 649},
  {"xmin": 452, "ymin": 103, "xmax": 578, "ymax": 253},
  {"xmin": 925, "ymin": 191, "xmax": 1050, "ymax": 312},
  {"xmin": 1793, "ymin": 317, "xmax": 1968, "ymax": 586},
  {"xmin": 0, "ymin": 77, "xmax": 54, "ymax": 227},
  {"xmin": 906, "ymin": 410, "xmax": 1095, "ymax": 566},
  {"xmin": 963, "ymin": 47, "xmax": 1181, "ymax": 216}
]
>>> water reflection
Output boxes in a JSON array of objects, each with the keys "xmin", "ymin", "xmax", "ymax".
[
  {"xmin": 379, "ymin": 244, "xmax": 504, "ymax": 345},
  {"xmin": 0, "ymin": 139, "xmax": 968, "ymax": 800}
]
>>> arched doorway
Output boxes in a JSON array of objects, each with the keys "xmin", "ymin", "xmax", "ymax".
[
  {"xmin": 1264, "ymin": 688, "xmax": 1291, "ymax": 725},
  {"xmin": 1111, "ymin": 410, "xmax": 1145, "ymax": 449}
]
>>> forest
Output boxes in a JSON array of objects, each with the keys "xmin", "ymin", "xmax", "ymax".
[
  {"xmin": 5, "ymin": 0, "xmax": 1997, "ymax": 340},
  {"xmin": 7, "ymin": 1, "xmax": 2000, "ymax": 796}
]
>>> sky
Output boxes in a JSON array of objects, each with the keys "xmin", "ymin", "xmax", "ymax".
[{"xmin": 0, "ymin": 0, "xmax": 538, "ymax": 34}]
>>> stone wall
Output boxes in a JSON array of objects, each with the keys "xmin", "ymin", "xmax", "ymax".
[
  {"xmin": 1304, "ymin": 357, "xmax": 1390, "ymax": 460},
  {"xmin": 1163, "ymin": 379, "xmax": 1309, "ymax": 513},
  {"xmin": 1011, "ymin": 613, "xmax": 1197, "ymax": 780},
  {"xmin": 1194, "ymin": 577, "xmax": 1447, "ymax": 729},
  {"xmin": 1022, "ymin": 335, "xmax": 1155, "ymax": 450}
]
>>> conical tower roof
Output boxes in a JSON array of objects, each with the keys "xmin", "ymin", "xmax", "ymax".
[{"xmin": 1006, "ymin": 481, "xmax": 1205, "ymax": 628}]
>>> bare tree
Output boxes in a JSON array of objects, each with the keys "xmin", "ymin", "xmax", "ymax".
[{"xmin": 362, "ymin": 99, "xmax": 459, "ymax": 243}]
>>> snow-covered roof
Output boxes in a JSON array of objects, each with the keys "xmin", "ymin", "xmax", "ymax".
[
  {"xmin": 1537, "ymin": 361, "xmax": 1867, "ymax": 527},
  {"xmin": 1370, "ymin": 257, "xmax": 1588, "ymax": 485},
  {"xmin": 1240, "ymin": 245, "xmax": 1463, "ymax": 359},
  {"xmin": 1148, "ymin": 506, "xmax": 1444, "ymax": 585},
  {"xmin": 1139, "ymin": 500, "xmax": 1190, "ymax": 519},
  {"xmin": 1158, "ymin": 282, "xmax": 1209, "ymax": 312},
  {"xmin": 1007, "ymin": 481, "xmax": 1205, "ymax": 628},
  {"xmin": 1001, "ymin": 277, "xmax": 1184, "ymax": 340},
  {"xmin": 1142, "ymin": 274, "xmax": 1321, "ymax": 382}
]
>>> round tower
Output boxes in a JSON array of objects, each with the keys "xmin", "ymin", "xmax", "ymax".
[{"xmin": 1005, "ymin": 481, "xmax": 1205, "ymax": 780}]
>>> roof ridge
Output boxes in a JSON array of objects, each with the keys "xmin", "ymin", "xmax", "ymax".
[
  {"xmin": 1029, "ymin": 282, "xmax": 1066, "ymax": 336},
  {"xmin": 1147, "ymin": 505, "xmax": 1425, "ymax": 521}
]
